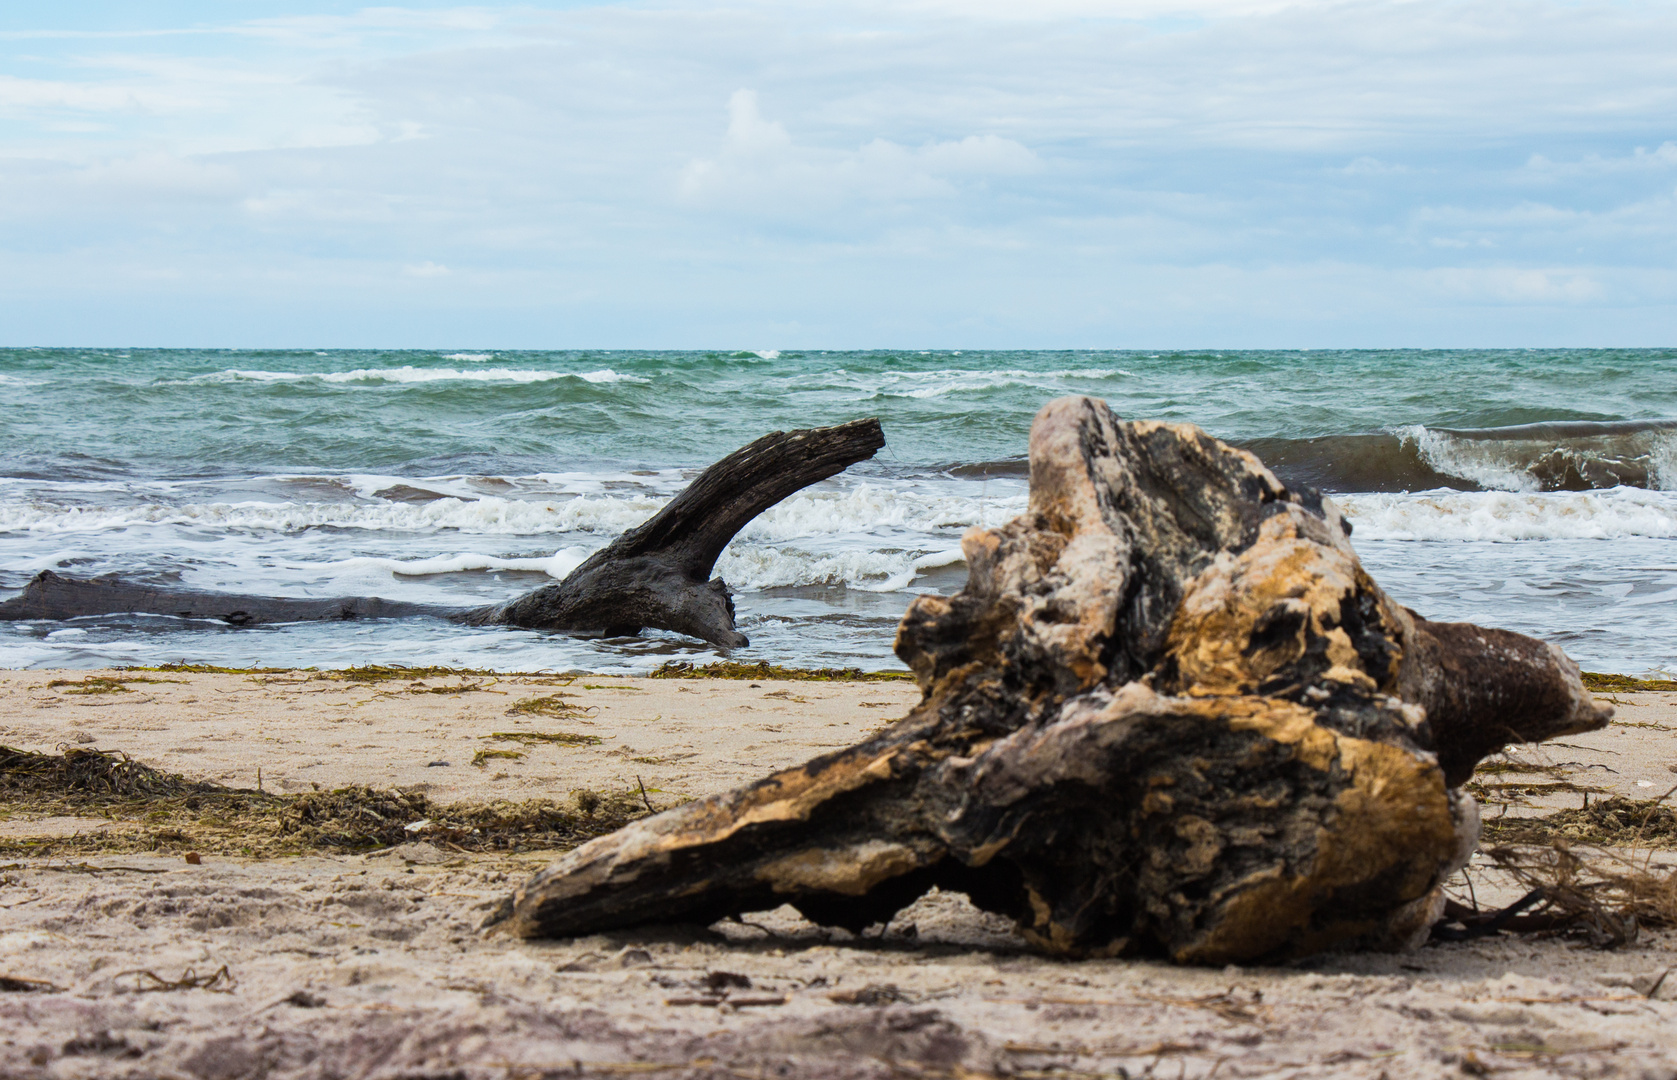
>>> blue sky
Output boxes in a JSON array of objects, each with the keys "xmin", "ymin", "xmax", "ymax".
[{"xmin": 1, "ymin": 1, "xmax": 1673, "ymax": 347}]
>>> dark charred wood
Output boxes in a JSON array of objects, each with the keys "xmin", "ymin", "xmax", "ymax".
[
  {"xmin": 496, "ymin": 396, "xmax": 1611, "ymax": 964},
  {"xmin": 0, "ymin": 419, "xmax": 886, "ymax": 648}
]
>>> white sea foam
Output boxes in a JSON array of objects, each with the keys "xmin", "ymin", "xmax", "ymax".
[
  {"xmin": 442, "ymin": 353, "xmax": 493, "ymax": 362},
  {"xmin": 332, "ymin": 547, "xmax": 591, "ymax": 581},
  {"xmin": 1338, "ymin": 489, "xmax": 1677, "ymax": 542},
  {"xmin": 0, "ymin": 481, "xmax": 1025, "ymax": 541},
  {"xmin": 193, "ymin": 367, "xmax": 648, "ymax": 385},
  {"xmin": 753, "ymin": 350, "xmax": 781, "ymax": 360},
  {"xmin": 327, "ymin": 544, "xmax": 959, "ymax": 592},
  {"xmin": 864, "ymin": 367, "xmax": 1131, "ymax": 399},
  {"xmin": 717, "ymin": 546, "xmax": 962, "ymax": 592},
  {"xmin": 735, "ymin": 484, "xmax": 1026, "ymax": 540},
  {"xmin": 0, "ymin": 495, "xmax": 665, "ymax": 537}
]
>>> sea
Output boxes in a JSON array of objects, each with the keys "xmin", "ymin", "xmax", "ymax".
[{"xmin": 3, "ymin": 348, "xmax": 1675, "ymax": 676}]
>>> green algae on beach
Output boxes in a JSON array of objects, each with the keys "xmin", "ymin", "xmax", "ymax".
[
  {"xmin": 649, "ymin": 660, "xmax": 914, "ymax": 682},
  {"xmin": 1582, "ymin": 672, "xmax": 1677, "ymax": 692}
]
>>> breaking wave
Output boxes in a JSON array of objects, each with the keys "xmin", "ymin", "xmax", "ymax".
[
  {"xmin": 862, "ymin": 367, "xmax": 1133, "ymax": 400},
  {"xmin": 192, "ymin": 367, "xmax": 648, "ymax": 385},
  {"xmin": 1244, "ymin": 419, "xmax": 1677, "ymax": 493},
  {"xmin": 0, "ymin": 482, "xmax": 1021, "ymax": 541},
  {"xmin": 1338, "ymin": 488, "xmax": 1677, "ymax": 542},
  {"xmin": 341, "ymin": 544, "xmax": 966, "ymax": 593}
]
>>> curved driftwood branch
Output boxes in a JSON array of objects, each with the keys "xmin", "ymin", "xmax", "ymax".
[
  {"xmin": 496, "ymin": 396, "xmax": 1610, "ymax": 964},
  {"xmin": 0, "ymin": 419, "xmax": 887, "ymax": 649},
  {"xmin": 463, "ymin": 418, "xmax": 886, "ymax": 647}
]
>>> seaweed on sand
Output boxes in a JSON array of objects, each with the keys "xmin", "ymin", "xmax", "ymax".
[
  {"xmin": 45, "ymin": 675, "xmax": 182, "ymax": 695},
  {"xmin": 486, "ymin": 731, "xmax": 603, "ymax": 746},
  {"xmin": 1443, "ymin": 789, "xmax": 1677, "ymax": 947},
  {"xmin": 1482, "ymin": 795, "xmax": 1677, "ymax": 849},
  {"xmin": 469, "ymin": 749, "xmax": 525, "ymax": 767},
  {"xmin": 507, "ymin": 693, "xmax": 591, "ymax": 718},
  {"xmin": 1580, "ymin": 671, "xmax": 1677, "ymax": 692},
  {"xmin": 0, "ymin": 745, "xmax": 648, "ymax": 858},
  {"xmin": 649, "ymin": 660, "xmax": 914, "ymax": 682}
]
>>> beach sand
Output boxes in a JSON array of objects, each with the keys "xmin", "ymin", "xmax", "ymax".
[{"xmin": 1, "ymin": 669, "xmax": 1675, "ymax": 1078}]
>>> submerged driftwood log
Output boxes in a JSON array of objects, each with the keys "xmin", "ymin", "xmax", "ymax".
[
  {"xmin": 0, "ymin": 420, "xmax": 885, "ymax": 649},
  {"xmin": 496, "ymin": 396, "xmax": 1611, "ymax": 963}
]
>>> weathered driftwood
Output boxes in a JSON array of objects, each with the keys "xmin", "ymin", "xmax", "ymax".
[
  {"xmin": 0, "ymin": 571, "xmax": 446, "ymax": 626},
  {"xmin": 495, "ymin": 396, "xmax": 1611, "ymax": 963},
  {"xmin": 462, "ymin": 418, "xmax": 886, "ymax": 647},
  {"xmin": 0, "ymin": 419, "xmax": 886, "ymax": 649}
]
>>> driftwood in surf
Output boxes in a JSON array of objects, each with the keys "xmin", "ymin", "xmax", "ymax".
[
  {"xmin": 0, "ymin": 573, "xmax": 442, "ymax": 627},
  {"xmin": 0, "ymin": 419, "xmax": 887, "ymax": 649},
  {"xmin": 494, "ymin": 396, "xmax": 1611, "ymax": 964}
]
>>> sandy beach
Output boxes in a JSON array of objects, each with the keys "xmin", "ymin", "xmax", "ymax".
[{"xmin": 1, "ymin": 669, "xmax": 1675, "ymax": 1078}]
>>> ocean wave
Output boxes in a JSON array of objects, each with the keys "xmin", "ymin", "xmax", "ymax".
[
  {"xmin": 191, "ymin": 367, "xmax": 648, "ymax": 385},
  {"xmin": 1243, "ymin": 419, "xmax": 1677, "ymax": 493},
  {"xmin": 322, "ymin": 542, "xmax": 963, "ymax": 593},
  {"xmin": 734, "ymin": 484, "xmax": 1025, "ymax": 540},
  {"xmin": 441, "ymin": 353, "xmax": 493, "ymax": 362},
  {"xmin": 866, "ymin": 367, "xmax": 1132, "ymax": 400},
  {"xmin": 1338, "ymin": 488, "xmax": 1677, "ymax": 541},
  {"xmin": 330, "ymin": 547, "xmax": 591, "ymax": 581},
  {"xmin": 717, "ymin": 546, "xmax": 962, "ymax": 592},
  {"xmin": 0, "ymin": 483, "xmax": 1026, "ymax": 541},
  {"xmin": 0, "ymin": 495, "xmax": 664, "ymax": 537}
]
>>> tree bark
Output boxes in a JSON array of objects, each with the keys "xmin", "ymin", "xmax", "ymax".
[
  {"xmin": 493, "ymin": 396, "xmax": 1611, "ymax": 964},
  {"xmin": 0, "ymin": 419, "xmax": 886, "ymax": 648}
]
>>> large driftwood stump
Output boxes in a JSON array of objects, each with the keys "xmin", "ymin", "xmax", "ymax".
[
  {"xmin": 0, "ymin": 419, "xmax": 886, "ymax": 649},
  {"xmin": 496, "ymin": 396, "xmax": 1611, "ymax": 963}
]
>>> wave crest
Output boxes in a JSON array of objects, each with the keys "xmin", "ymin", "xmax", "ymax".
[
  {"xmin": 1246, "ymin": 419, "xmax": 1677, "ymax": 493},
  {"xmin": 192, "ymin": 367, "xmax": 648, "ymax": 385}
]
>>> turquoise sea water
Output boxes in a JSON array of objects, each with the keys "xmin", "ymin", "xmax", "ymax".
[{"xmin": 3, "ymin": 347, "xmax": 1676, "ymax": 674}]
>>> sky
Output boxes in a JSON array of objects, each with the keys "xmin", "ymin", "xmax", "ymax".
[{"xmin": 0, "ymin": 0, "xmax": 1673, "ymax": 348}]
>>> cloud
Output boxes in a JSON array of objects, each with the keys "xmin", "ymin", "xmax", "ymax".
[
  {"xmin": 1527, "ymin": 142, "xmax": 1677, "ymax": 176},
  {"xmin": 677, "ymin": 89, "xmax": 1039, "ymax": 215},
  {"xmin": 0, "ymin": 0, "xmax": 1673, "ymax": 346},
  {"xmin": 1429, "ymin": 267, "xmax": 1606, "ymax": 305}
]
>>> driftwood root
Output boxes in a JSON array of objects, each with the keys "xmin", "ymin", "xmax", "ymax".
[{"xmin": 498, "ymin": 396, "xmax": 1610, "ymax": 963}]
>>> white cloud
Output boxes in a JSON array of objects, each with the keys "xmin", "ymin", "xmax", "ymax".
[
  {"xmin": 1429, "ymin": 267, "xmax": 1606, "ymax": 305},
  {"xmin": 403, "ymin": 260, "xmax": 450, "ymax": 276},
  {"xmin": 678, "ymin": 89, "xmax": 1039, "ymax": 212},
  {"xmin": 1527, "ymin": 142, "xmax": 1677, "ymax": 176}
]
